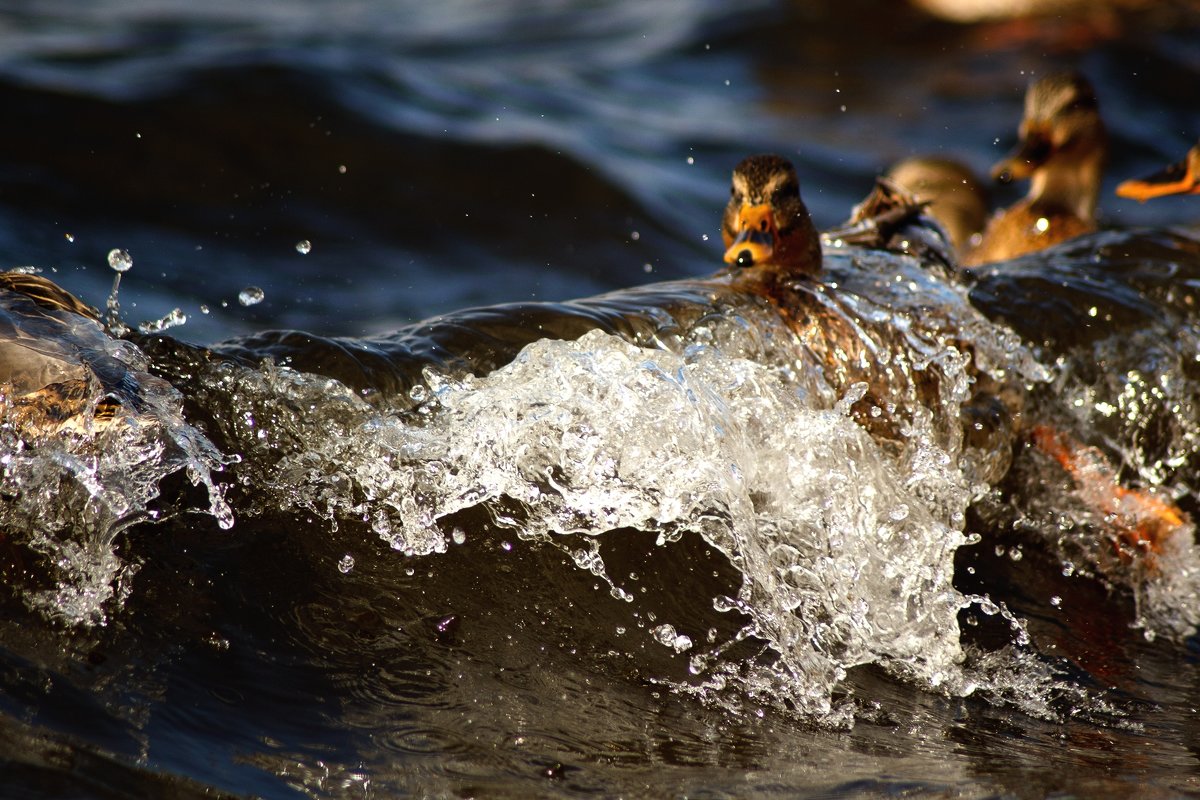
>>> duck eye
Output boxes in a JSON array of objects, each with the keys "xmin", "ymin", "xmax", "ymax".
[{"xmin": 772, "ymin": 182, "xmax": 797, "ymax": 203}]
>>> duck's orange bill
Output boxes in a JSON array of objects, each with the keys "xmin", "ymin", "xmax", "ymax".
[
  {"xmin": 724, "ymin": 203, "xmax": 776, "ymax": 268},
  {"xmin": 1115, "ymin": 158, "xmax": 1200, "ymax": 202}
]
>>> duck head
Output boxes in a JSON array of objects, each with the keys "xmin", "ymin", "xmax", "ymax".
[
  {"xmin": 722, "ymin": 154, "xmax": 821, "ymax": 278},
  {"xmin": 991, "ymin": 71, "xmax": 1107, "ymax": 220}
]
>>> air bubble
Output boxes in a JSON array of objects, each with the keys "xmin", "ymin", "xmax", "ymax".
[{"xmin": 337, "ymin": 554, "xmax": 355, "ymax": 574}]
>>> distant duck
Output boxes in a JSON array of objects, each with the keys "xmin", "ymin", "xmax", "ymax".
[
  {"xmin": 885, "ymin": 156, "xmax": 990, "ymax": 255},
  {"xmin": 963, "ymin": 71, "xmax": 1107, "ymax": 267},
  {"xmin": 906, "ymin": 0, "xmax": 1168, "ymax": 24},
  {"xmin": 1116, "ymin": 140, "xmax": 1200, "ymax": 201}
]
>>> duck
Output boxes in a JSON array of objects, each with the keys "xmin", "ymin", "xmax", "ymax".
[
  {"xmin": 717, "ymin": 155, "xmax": 1184, "ymax": 567},
  {"xmin": 963, "ymin": 71, "xmax": 1107, "ymax": 267},
  {"xmin": 885, "ymin": 156, "xmax": 990, "ymax": 256},
  {"xmin": 722, "ymin": 154, "xmax": 948, "ymax": 278},
  {"xmin": 1115, "ymin": 140, "xmax": 1200, "ymax": 202},
  {"xmin": 0, "ymin": 271, "xmax": 125, "ymax": 436},
  {"xmin": 907, "ymin": 0, "xmax": 1137, "ymax": 23},
  {"xmin": 721, "ymin": 153, "xmax": 823, "ymax": 280},
  {"xmin": 718, "ymin": 155, "xmax": 1014, "ymax": 457}
]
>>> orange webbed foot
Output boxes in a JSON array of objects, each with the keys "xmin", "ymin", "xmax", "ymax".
[{"xmin": 1030, "ymin": 425, "xmax": 1187, "ymax": 571}]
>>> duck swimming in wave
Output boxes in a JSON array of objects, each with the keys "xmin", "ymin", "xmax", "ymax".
[
  {"xmin": 964, "ymin": 71, "xmax": 1107, "ymax": 266},
  {"xmin": 716, "ymin": 154, "xmax": 1186, "ymax": 573},
  {"xmin": 718, "ymin": 154, "xmax": 1015, "ymax": 459}
]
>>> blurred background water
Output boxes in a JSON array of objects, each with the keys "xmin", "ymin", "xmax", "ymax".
[
  {"xmin": 3, "ymin": 1, "xmax": 1200, "ymax": 798},
  {"xmin": 2, "ymin": 0, "xmax": 1197, "ymax": 341}
]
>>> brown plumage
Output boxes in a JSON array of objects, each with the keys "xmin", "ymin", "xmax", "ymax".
[
  {"xmin": 964, "ymin": 72, "xmax": 1107, "ymax": 266},
  {"xmin": 885, "ymin": 156, "xmax": 989, "ymax": 255}
]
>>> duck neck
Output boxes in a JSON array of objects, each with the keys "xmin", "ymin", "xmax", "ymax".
[
  {"xmin": 777, "ymin": 216, "xmax": 823, "ymax": 278},
  {"xmin": 1027, "ymin": 150, "xmax": 1103, "ymax": 222}
]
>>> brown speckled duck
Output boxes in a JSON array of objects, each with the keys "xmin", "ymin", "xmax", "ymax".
[
  {"xmin": 721, "ymin": 154, "xmax": 822, "ymax": 280},
  {"xmin": 963, "ymin": 71, "xmax": 1107, "ymax": 267},
  {"xmin": 1116, "ymin": 139, "xmax": 1200, "ymax": 201},
  {"xmin": 717, "ymin": 154, "xmax": 1005, "ymax": 453}
]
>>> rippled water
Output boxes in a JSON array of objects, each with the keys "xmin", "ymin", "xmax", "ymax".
[{"xmin": 4, "ymin": 1, "xmax": 1200, "ymax": 798}]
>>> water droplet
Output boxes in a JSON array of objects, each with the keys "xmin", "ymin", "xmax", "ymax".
[
  {"xmin": 686, "ymin": 156, "xmax": 695, "ymax": 165},
  {"xmin": 713, "ymin": 595, "xmax": 737, "ymax": 613},
  {"xmin": 338, "ymin": 164, "xmax": 347, "ymax": 174},
  {"xmin": 642, "ymin": 263, "xmax": 653, "ymax": 273},
  {"xmin": 137, "ymin": 307, "xmax": 188, "ymax": 334},
  {"xmin": 64, "ymin": 233, "xmax": 75, "ymax": 243},
  {"xmin": 1049, "ymin": 595, "xmax": 1062, "ymax": 607},
  {"xmin": 630, "ymin": 231, "xmax": 640, "ymax": 241},
  {"xmin": 500, "ymin": 541, "xmax": 512, "ymax": 552},
  {"xmin": 650, "ymin": 623, "xmax": 692, "ymax": 652},
  {"xmin": 107, "ymin": 248, "xmax": 133, "ymax": 272},
  {"xmin": 295, "ymin": 240, "xmax": 312, "ymax": 255},
  {"xmin": 199, "ymin": 304, "xmax": 210, "ymax": 315},
  {"xmin": 451, "ymin": 528, "xmax": 467, "ymax": 545},
  {"xmin": 238, "ymin": 286, "xmax": 264, "ymax": 306},
  {"xmin": 409, "ymin": 384, "xmax": 428, "ymax": 403},
  {"xmin": 337, "ymin": 554, "xmax": 355, "ymax": 574}
]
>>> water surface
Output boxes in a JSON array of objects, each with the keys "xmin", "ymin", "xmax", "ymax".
[{"xmin": 3, "ymin": 2, "xmax": 1200, "ymax": 798}]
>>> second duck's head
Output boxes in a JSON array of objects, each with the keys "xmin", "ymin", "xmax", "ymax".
[
  {"xmin": 991, "ymin": 71, "xmax": 1107, "ymax": 220},
  {"xmin": 722, "ymin": 154, "xmax": 821, "ymax": 278}
]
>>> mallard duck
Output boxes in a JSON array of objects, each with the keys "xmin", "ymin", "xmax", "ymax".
[
  {"xmin": 885, "ymin": 156, "xmax": 990, "ymax": 255},
  {"xmin": 0, "ymin": 271, "xmax": 123, "ymax": 435},
  {"xmin": 963, "ymin": 71, "xmax": 1107, "ymax": 267},
  {"xmin": 721, "ymin": 153, "xmax": 822, "ymax": 279},
  {"xmin": 1116, "ymin": 140, "xmax": 1200, "ymax": 201},
  {"xmin": 718, "ymin": 155, "xmax": 1012, "ymax": 459}
]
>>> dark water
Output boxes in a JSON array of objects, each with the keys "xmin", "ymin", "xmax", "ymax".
[{"xmin": 4, "ymin": 1, "xmax": 1200, "ymax": 798}]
